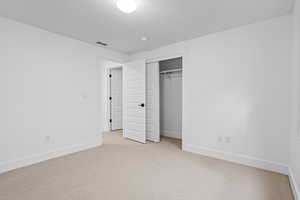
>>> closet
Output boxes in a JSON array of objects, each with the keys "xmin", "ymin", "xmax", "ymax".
[
  {"xmin": 146, "ymin": 57, "xmax": 182, "ymax": 142},
  {"xmin": 159, "ymin": 58, "xmax": 182, "ymax": 139}
]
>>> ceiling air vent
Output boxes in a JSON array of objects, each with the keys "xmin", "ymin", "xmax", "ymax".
[{"xmin": 96, "ymin": 41, "xmax": 108, "ymax": 46}]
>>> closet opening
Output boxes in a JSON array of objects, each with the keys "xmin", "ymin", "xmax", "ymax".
[
  {"xmin": 159, "ymin": 57, "xmax": 182, "ymax": 141},
  {"xmin": 159, "ymin": 57, "xmax": 182, "ymax": 143},
  {"xmin": 146, "ymin": 57, "xmax": 183, "ymax": 147}
]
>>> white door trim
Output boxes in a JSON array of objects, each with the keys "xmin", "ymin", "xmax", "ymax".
[{"xmin": 146, "ymin": 54, "xmax": 184, "ymax": 64}]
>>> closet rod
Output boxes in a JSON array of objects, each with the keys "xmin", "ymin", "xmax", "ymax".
[{"xmin": 160, "ymin": 69, "xmax": 182, "ymax": 74}]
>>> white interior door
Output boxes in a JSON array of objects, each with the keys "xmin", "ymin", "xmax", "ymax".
[
  {"xmin": 146, "ymin": 62, "xmax": 160, "ymax": 142},
  {"xmin": 123, "ymin": 60, "xmax": 146, "ymax": 143},
  {"xmin": 110, "ymin": 67, "xmax": 123, "ymax": 130}
]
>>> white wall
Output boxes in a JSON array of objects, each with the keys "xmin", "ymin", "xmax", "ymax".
[
  {"xmin": 0, "ymin": 16, "xmax": 126, "ymax": 173},
  {"xmin": 290, "ymin": 0, "xmax": 300, "ymax": 198},
  {"xmin": 131, "ymin": 15, "xmax": 292, "ymax": 174}
]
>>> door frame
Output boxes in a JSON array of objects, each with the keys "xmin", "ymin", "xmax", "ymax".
[
  {"xmin": 107, "ymin": 65, "xmax": 123, "ymax": 131},
  {"xmin": 146, "ymin": 54, "xmax": 185, "ymax": 147}
]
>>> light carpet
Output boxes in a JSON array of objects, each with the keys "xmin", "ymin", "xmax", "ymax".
[{"xmin": 0, "ymin": 131, "xmax": 293, "ymax": 200}]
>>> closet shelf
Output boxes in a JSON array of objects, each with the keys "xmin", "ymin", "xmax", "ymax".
[{"xmin": 160, "ymin": 69, "xmax": 182, "ymax": 74}]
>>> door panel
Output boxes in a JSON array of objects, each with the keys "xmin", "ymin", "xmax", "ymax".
[
  {"xmin": 111, "ymin": 68, "xmax": 122, "ymax": 130},
  {"xmin": 146, "ymin": 62, "xmax": 160, "ymax": 142},
  {"xmin": 123, "ymin": 60, "xmax": 146, "ymax": 143}
]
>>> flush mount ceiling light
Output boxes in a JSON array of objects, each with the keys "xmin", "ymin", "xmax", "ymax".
[{"xmin": 116, "ymin": 0, "xmax": 137, "ymax": 13}]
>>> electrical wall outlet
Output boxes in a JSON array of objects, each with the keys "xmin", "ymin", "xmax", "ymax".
[
  {"xmin": 218, "ymin": 136, "xmax": 233, "ymax": 143},
  {"xmin": 81, "ymin": 92, "xmax": 88, "ymax": 100}
]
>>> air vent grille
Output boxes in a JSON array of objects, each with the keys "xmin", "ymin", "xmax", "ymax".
[{"xmin": 96, "ymin": 41, "xmax": 108, "ymax": 46}]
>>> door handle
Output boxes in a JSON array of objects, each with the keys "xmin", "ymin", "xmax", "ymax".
[{"xmin": 139, "ymin": 103, "xmax": 145, "ymax": 107}]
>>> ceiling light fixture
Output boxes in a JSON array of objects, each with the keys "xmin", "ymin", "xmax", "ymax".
[
  {"xmin": 116, "ymin": 0, "xmax": 137, "ymax": 13},
  {"xmin": 141, "ymin": 36, "xmax": 148, "ymax": 41}
]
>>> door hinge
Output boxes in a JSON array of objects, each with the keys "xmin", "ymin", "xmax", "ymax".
[
  {"xmin": 109, "ymin": 119, "xmax": 112, "ymax": 123},
  {"xmin": 109, "ymin": 97, "xmax": 112, "ymax": 100},
  {"xmin": 109, "ymin": 74, "xmax": 112, "ymax": 78}
]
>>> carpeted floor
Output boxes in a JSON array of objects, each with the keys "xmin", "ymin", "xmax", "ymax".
[{"xmin": 0, "ymin": 131, "xmax": 294, "ymax": 200}]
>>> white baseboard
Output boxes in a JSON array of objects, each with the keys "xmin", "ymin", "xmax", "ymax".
[
  {"xmin": 183, "ymin": 143, "xmax": 289, "ymax": 175},
  {"xmin": 146, "ymin": 136, "xmax": 160, "ymax": 142},
  {"xmin": 161, "ymin": 130, "xmax": 182, "ymax": 139},
  {"xmin": 0, "ymin": 139, "xmax": 102, "ymax": 174},
  {"xmin": 289, "ymin": 167, "xmax": 300, "ymax": 200}
]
